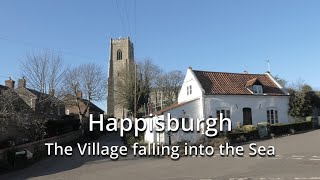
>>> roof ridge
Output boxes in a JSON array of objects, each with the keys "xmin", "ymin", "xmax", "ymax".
[{"xmin": 192, "ymin": 69, "xmax": 267, "ymax": 76}]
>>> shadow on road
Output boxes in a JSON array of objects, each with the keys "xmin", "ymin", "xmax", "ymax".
[{"xmin": 0, "ymin": 132, "xmax": 137, "ymax": 180}]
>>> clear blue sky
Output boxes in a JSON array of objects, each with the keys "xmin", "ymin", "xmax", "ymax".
[{"xmin": 1, "ymin": 0, "xmax": 320, "ymax": 110}]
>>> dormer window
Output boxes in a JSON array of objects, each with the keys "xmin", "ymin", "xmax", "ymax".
[
  {"xmin": 117, "ymin": 50, "xmax": 122, "ymax": 60},
  {"xmin": 252, "ymin": 85, "xmax": 263, "ymax": 94},
  {"xmin": 246, "ymin": 78, "xmax": 263, "ymax": 95}
]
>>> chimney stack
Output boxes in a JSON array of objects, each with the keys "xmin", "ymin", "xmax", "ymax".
[
  {"xmin": 76, "ymin": 91, "xmax": 82, "ymax": 99},
  {"xmin": 18, "ymin": 77, "xmax": 26, "ymax": 88},
  {"xmin": 5, "ymin": 77, "xmax": 15, "ymax": 89}
]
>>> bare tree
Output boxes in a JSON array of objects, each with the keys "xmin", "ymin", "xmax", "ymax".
[
  {"xmin": 63, "ymin": 63, "xmax": 106, "ymax": 123},
  {"xmin": 274, "ymin": 75, "xmax": 288, "ymax": 88},
  {"xmin": 0, "ymin": 87, "xmax": 33, "ymax": 143},
  {"xmin": 155, "ymin": 70, "xmax": 184, "ymax": 107},
  {"xmin": 114, "ymin": 59, "xmax": 161, "ymax": 116},
  {"xmin": 114, "ymin": 66, "xmax": 135, "ymax": 112},
  {"xmin": 21, "ymin": 51, "xmax": 66, "ymax": 95},
  {"xmin": 17, "ymin": 51, "xmax": 67, "ymax": 140}
]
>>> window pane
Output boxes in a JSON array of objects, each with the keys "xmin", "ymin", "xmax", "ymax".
[
  {"xmin": 270, "ymin": 110, "xmax": 274, "ymax": 124},
  {"xmin": 275, "ymin": 110, "xmax": 278, "ymax": 123},
  {"xmin": 267, "ymin": 110, "xmax": 270, "ymax": 123},
  {"xmin": 216, "ymin": 110, "xmax": 220, "ymax": 118},
  {"xmin": 221, "ymin": 110, "xmax": 225, "ymax": 118},
  {"xmin": 226, "ymin": 110, "xmax": 230, "ymax": 118}
]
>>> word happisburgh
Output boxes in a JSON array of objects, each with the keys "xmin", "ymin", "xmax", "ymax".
[{"xmin": 89, "ymin": 113, "xmax": 232, "ymax": 137}]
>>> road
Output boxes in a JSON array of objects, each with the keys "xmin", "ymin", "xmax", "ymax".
[{"xmin": 1, "ymin": 130, "xmax": 320, "ymax": 180}]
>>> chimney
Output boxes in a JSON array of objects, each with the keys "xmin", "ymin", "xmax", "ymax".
[
  {"xmin": 5, "ymin": 77, "xmax": 15, "ymax": 89},
  {"xmin": 18, "ymin": 77, "xmax": 26, "ymax": 88},
  {"xmin": 76, "ymin": 91, "xmax": 82, "ymax": 99},
  {"xmin": 243, "ymin": 70, "xmax": 248, "ymax": 74}
]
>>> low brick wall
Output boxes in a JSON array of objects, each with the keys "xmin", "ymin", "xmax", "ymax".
[{"xmin": 0, "ymin": 131, "xmax": 81, "ymax": 162}]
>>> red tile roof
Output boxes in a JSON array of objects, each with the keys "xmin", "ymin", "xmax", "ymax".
[{"xmin": 193, "ymin": 70, "xmax": 286, "ymax": 96}]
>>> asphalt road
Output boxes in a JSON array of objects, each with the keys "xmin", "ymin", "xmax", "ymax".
[{"xmin": 1, "ymin": 130, "xmax": 320, "ymax": 180}]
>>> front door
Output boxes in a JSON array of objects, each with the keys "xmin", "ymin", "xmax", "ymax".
[{"xmin": 243, "ymin": 108, "xmax": 252, "ymax": 125}]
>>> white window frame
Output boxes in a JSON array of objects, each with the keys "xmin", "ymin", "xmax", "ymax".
[
  {"xmin": 187, "ymin": 85, "xmax": 192, "ymax": 95},
  {"xmin": 267, "ymin": 108, "xmax": 278, "ymax": 124},
  {"xmin": 216, "ymin": 108, "xmax": 231, "ymax": 119},
  {"xmin": 252, "ymin": 85, "xmax": 263, "ymax": 94}
]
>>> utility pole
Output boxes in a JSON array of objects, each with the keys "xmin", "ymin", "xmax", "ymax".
[{"xmin": 134, "ymin": 64, "xmax": 137, "ymax": 118}]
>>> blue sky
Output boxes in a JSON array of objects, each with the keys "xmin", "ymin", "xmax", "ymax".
[{"xmin": 1, "ymin": 0, "xmax": 320, "ymax": 110}]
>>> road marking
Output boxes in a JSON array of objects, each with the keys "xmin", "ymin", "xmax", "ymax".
[
  {"xmin": 309, "ymin": 159, "xmax": 320, "ymax": 161},
  {"xmin": 292, "ymin": 158, "xmax": 303, "ymax": 160},
  {"xmin": 312, "ymin": 156, "xmax": 320, "ymax": 158},
  {"xmin": 294, "ymin": 177, "xmax": 320, "ymax": 180},
  {"xmin": 292, "ymin": 155, "xmax": 305, "ymax": 158},
  {"xmin": 269, "ymin": 157, "xmax": 281, "ymax": 160}
]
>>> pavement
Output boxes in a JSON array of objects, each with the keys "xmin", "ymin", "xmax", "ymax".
[{"xmin": 1, "ymin": 130, "xmax": 320, "ymax": 180}]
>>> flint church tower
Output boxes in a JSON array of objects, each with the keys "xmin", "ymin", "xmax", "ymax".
[{"xmin": 106, "ymin": 37, "xmax": 135, "ymax": 119}]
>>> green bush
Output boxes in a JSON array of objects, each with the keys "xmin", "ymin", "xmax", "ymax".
[
  {"xmin": 270, "ymin": 121, "xmax": 312, "ymax": 135},
  {"xmin": 124, "ymin": 133, "xmax": 136, "ymax": 146},
  {"xmin": 227, "ymin": 130, "xmax": 259, "ymax": 143},
  {"xmin": 242, "ymin": 125, "xmax": 257, "ymax": 132}
]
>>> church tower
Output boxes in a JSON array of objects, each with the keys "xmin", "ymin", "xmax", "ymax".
[{"xmin": 106, "ymin": 37, "xmax": 135, "ymax": 119}]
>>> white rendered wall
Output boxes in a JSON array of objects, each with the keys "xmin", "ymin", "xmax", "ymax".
[
  {"xmin": 204, "ymin": 95, "xmax": 290, "ymax": 128},
  {"xmin": 178, "ymin": 68, "xmax": 203, "ymax": 103},
  {"xmin": 164, "ymin": 99, "xmax": 204, "ymax": 144},
  {"xmin": 144, "ymin": 115, "xmax": 166, "ymax": 144}
]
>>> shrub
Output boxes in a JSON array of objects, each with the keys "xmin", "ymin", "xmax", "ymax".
[
  {"xmin": 227, "ymin": 130, "xmax": 259, "ymax": 143},
  {"xmin": 269, "ymin": 121, "xmax": 312, "ymax": 135},
  {"xmin": 124, "ymin": 133, "xmax": 137, "ymax": 146},
  {"xmin": 242, "ymin": 125, "xmax": 257, "ymax": 132}
]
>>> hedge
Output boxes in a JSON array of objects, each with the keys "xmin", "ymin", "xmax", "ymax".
[
  {"xmin": 227, "ymin": 130, "xmax": 259, "ymax": 143},
  {"xmin": 269, "ymin": 121, "xmax": 312, "ymax": 135},
  {"xmin": 46, "ymin": 119, "xmax": 80, "ymax": 137}
]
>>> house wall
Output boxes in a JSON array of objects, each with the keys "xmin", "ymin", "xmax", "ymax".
[
  {"xmin": 204, "ymin": 95, "xmax": 290, "ymax": 128},
  {"xmin": 178, "ymin": 68, "xmax": 203, "ymax": 103},
  {"xmin": 164, "ymin": 99, "xmax": 204, "ymax": 144},
  {"xmin": 144, "ymin": 115, "xmax": 166, "ymax": 144},
  {"xmin": 144, "ymin": 99, "xmax": 204, "ymax": 145}
]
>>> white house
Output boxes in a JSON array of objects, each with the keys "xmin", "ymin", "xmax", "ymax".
[{"xmin": 144, "ymin": 67, "xmax": 290, "ymax": 145}]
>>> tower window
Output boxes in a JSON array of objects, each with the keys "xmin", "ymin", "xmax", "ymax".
[{"xmin": 117, "ymin": 50, "xmax": 122, "ymax": 60}]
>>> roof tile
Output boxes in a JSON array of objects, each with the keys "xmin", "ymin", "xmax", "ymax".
[{"xmin": 193, "ymin": 70, "xmax": 285, "ymax": 96}]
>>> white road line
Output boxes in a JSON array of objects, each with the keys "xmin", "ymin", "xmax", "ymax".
[
  {"xmin": 292, "ymin": 155, "xmax": 305, "ymax": 158},
  {"xmin": 294, "ymin": 177, "xmax": 320, "ymax": 180},
  {"xmin": 309, "ymin": 158, "xmax": 320, "ymax": 161},
  {"xmin": 292, "ymin": 158, "xmax": 303, "ymax": 160},
  {"xmin": 312, "ymin": 156, "xmax": 320, "ymax": 158},
  {"xmin": 269, "ymin": 157, "xmax": 281, "ymax": 160}
]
